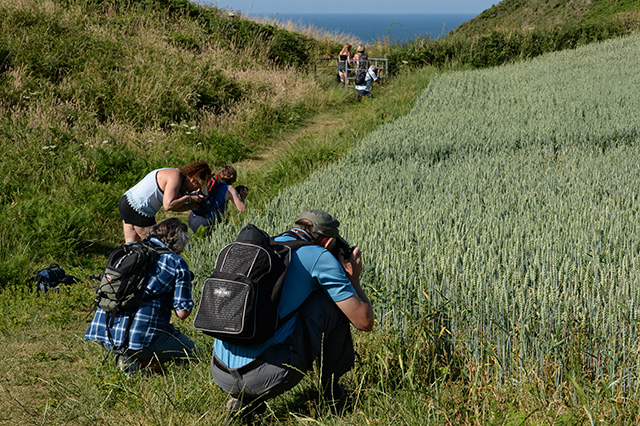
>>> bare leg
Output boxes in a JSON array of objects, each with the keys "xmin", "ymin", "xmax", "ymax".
[
  {"xmin": 123, "ymin": 221, "xmax": 150, "ymax": 243},
  {"xmin": 134, "ymin": 225, "xmax": 150, "ymax": 241},
  {"xmin": 123, "ymin": 221, "xmax": 139, "ymax": 243}
]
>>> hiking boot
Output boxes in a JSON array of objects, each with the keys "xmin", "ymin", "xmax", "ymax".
[
  {"xmin": 356, "ymin": 93, "xmax": 362, "ymax": 102},
  {"xmin": 224, "ymin": 397, "xmax": 243, "ymax": 425},
  {"xmin": 224, "ymin": 396, "xmax": 265, "ymax": 425}
]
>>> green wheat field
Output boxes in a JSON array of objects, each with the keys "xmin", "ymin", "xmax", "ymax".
[{"xmin": 194, "ymin": 32, "xmax": 640, "ymax": 393}]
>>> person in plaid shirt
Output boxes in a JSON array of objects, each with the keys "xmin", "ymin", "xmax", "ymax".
[{"xmin": 85, "ymin": 218, "xmax": 197, "ymax": 373}]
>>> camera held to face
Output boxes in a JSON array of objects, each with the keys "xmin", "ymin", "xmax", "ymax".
[{"xmin": 332, "ymin": 238, "xmax": 354, "ymax": 260}]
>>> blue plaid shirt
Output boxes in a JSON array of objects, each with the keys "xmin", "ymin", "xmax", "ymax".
[{"xmin": 84, "ymin": 238, "xmax": 194, "ymax": 351}]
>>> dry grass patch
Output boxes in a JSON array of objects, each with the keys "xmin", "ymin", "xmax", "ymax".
[{"xmin": 247, "ymin": 13, "xmax": 361, "ymax": 45}]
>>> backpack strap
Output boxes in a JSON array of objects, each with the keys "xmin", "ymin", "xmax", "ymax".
[
  {"xmin": 140, "ymin": 241, "xmax": 174, "ymax": 305},
  {"xmin": 271, "ymin": 231, "xmax": 315, "ymax": 329}
]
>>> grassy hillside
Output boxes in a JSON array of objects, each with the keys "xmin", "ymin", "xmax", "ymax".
[
  {"xmin": 388, "ymin": 0, "xmax": 640, "ymax": 72},
  {"xmin": 0, "ymin": 0, "xmax": 366, "ymax": 286},
  {"xmin": 3, "ymin": 0, "xmax": 640, "ymax": 424},
  {"xmin": 2, "ymin": 30, "xmax": 639, "ymax": 426},
  {"xmin": 453, "ymin": 0, "xmax": 640, "ymax": 36},
  {"xmin": 2, "ymin": 0, "xmax": 637, "ymax": 287}
]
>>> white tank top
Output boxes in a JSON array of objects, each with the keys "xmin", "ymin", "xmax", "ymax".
[{"xmin": 124, "ymin": 168, "xmax": 176, "ymax": 217}]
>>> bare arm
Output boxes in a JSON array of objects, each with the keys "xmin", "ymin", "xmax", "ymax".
[
  {"xmin": 226, "ymin": 186, "xmax": 246, "ymax": 212},
  {"xmin": 158, "ymin": 168, "xmax": 203, "ymax": 212},
  {"xmin": 334, "ymin": 247, "xmax": 374, "ymax": 331},
  {"xmin": 175, "ymin": 310, "xmax": 190, "ymax": 320}
]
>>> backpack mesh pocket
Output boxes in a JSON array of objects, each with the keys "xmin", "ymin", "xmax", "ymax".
[
  {"xmin": 194, "ymin": 277, "xmax": 250, "ymax": 334},
  {"xmin": 219, "ymin": 244, "xmax": 265, "ymax": 276}
]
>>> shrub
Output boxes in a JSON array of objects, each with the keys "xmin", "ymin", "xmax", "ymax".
[
  {"xmin": 388, "ymin": 20, "xmax": 633, "ymax": 73},
  {"xmin": 268, "ymin": 30, "xmax": 312, "ymax": 67}
]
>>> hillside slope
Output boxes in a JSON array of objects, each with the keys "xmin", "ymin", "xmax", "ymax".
[
  {"xmin": 387, "ymin": 0, "xmax": 640, "ymax": 72},
  {"xmin": 0, "ymin": 0, "xmax": 351, "ymax": 285},
  {"xmin": 453, "ymin": 0, "xmax": 640, "ymax": 36}
]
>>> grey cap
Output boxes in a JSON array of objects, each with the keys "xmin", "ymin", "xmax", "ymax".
[{"xmin": 298, "ymin": 209, "xmax": 349, "ymax": 246}]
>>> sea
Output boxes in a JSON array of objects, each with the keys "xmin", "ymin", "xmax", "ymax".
[{"xmin": 250, "ymin": 13, "xmax": 476, "ymax": 44}]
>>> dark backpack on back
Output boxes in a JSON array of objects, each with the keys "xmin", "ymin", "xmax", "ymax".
[
  {"xmin": 93, "ymin": 241, "xmax": 171, "ymax": 314},
  {"xmin": 193, "ymin": 224, "xmax": 311, "ymax": 345},
  {"xmin": 355, "ymin": 69, "xmax": 367, "ymax": 85},
  {"xmin": 192, "ymin": 174, "xmax": 225, "ymax": 222}
]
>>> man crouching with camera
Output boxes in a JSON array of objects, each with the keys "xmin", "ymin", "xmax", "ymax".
[{"xmin": 211, "ymin": 209, "xmax": 374, "ymax": 423}]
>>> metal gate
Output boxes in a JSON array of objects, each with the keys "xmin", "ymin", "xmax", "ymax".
[{"xmin": 314, "ymin": 57, "xmax": 388, "ymax": 88}]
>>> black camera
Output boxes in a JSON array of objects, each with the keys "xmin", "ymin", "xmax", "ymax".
[{"xmin": 333, "ymin": 238, "xmax": 354, "ymax": 259}]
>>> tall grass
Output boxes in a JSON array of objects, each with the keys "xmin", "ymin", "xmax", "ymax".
[
  {"xmin": 4, "ymin": 1, "xmax": 640, "ymax": 424},
  {"xmin": 0, "ymin": 64, "xmax": 439, "ymax": 426},
  {"xmin": 246, "ymin": 13, "xmax": 362, "ymax": 46}
]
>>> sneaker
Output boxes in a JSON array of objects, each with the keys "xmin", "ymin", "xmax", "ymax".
[
  {"xmin": 356, "ymin": 93, "xmax": 362, "ymax": 102},
  {"xmin": 115, "ymin": 355, "xmax": 139, "ymax": 377}
]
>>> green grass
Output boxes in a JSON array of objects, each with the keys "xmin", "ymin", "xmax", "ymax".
[
  {"xmin": 388, "ymin": 0, "xmax": 640, "ymax": 73},
  {"xmin": 1, "ymin": 283, "xmax": 634, "ymax": 425},
  {"xmin": 453, "ymin": 0, "xmax": 640, "ymax": 36},
  {"xmin": 0, "ymin": 0, "xmax": 351, "ymax": 285},
  {"xmin": 0, "ymin": 13, "xmax": 439, "ymax": 422},
  {"xmin": 3, "ymin": 0, "xmax": 640, "ymax": 424}
]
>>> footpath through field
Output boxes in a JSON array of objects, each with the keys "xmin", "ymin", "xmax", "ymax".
[{"xmin": 231, "ymin": 67, "xmax": 438, "ymax": 205}]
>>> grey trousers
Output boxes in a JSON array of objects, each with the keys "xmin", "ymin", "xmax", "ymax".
[{"xmin": 211, "ymin": 290, "xmax": 354, "ymax": 401}]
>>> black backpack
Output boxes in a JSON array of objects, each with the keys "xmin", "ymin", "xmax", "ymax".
[
  {"xmin": 193, "ymin": 224, "xmax": 312, "ymax": 345},
  {"xmin": 93, "ymin": 241, "xmax": 171, "ymax": 315},
  {"xmin": 32, "ymin": 262, "xmax": 78, "ymax": 293},
  {"xmin": 355, "ymin": 69, "xmax": 367, "ymax": 85}
]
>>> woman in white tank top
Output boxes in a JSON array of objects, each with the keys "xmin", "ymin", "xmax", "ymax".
[{"xmin": 119, "ymin": 161, "xmax": 211, "ymax": 243}]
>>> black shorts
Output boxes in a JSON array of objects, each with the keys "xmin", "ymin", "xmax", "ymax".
[{"xmin": 118, "ymin": 195, "xmax": 156, "ymax": 228}]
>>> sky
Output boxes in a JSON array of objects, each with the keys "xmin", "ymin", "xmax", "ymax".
[{"xmin": 201, "ymin": 1, "xmax": 502, "ymax": 15}]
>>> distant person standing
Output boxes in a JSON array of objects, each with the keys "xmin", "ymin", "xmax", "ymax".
[
  {"xmin": 355, "ymin": 64, "xmax": 380, "ymax": 101},
  {"xmin": 353, "ymin": 45, "xmax": 368, "ymax": 70},
  {"xmin": 188, "ymin": 165, "xmax": 248, "ymax": 234},
  {"xmin": 337, "ymin": 43, "xmax": 352, "ymax": 85}
]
